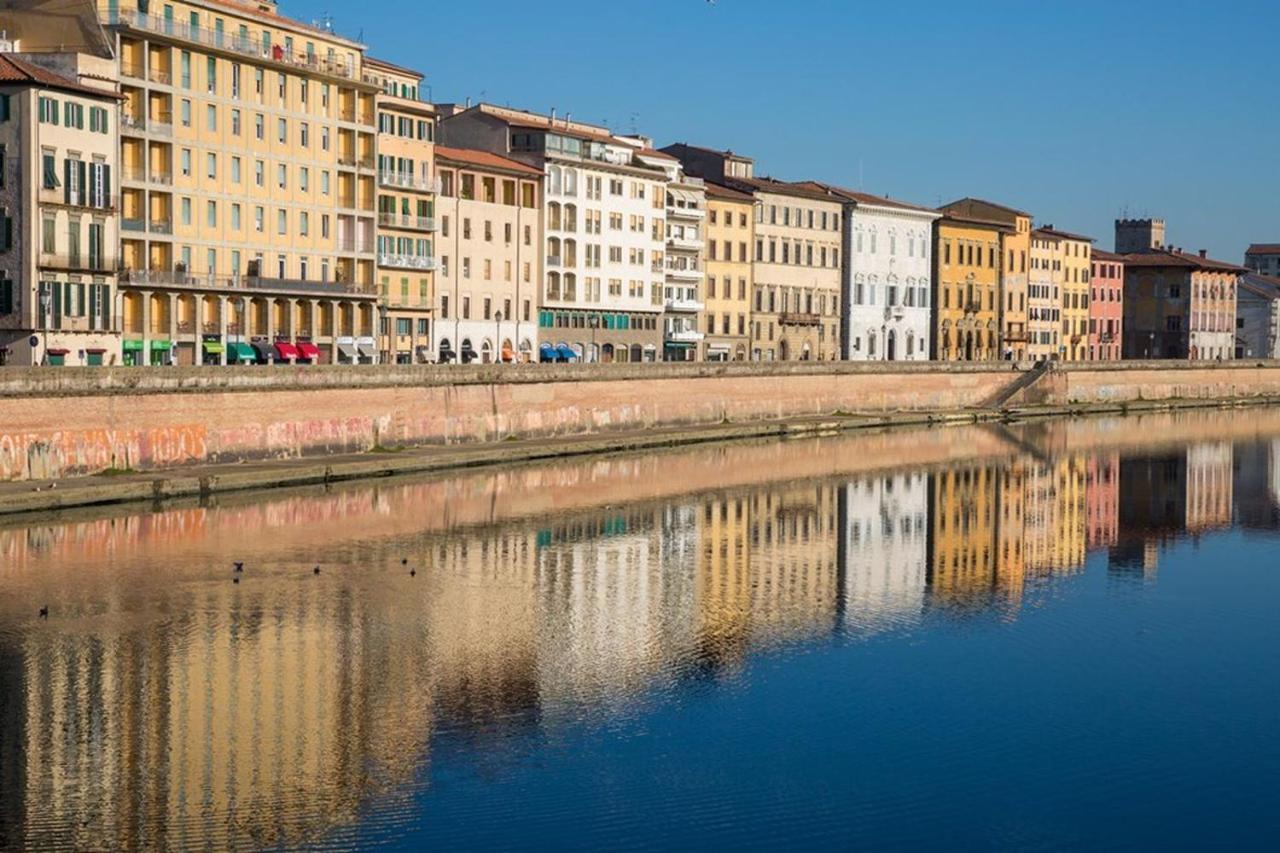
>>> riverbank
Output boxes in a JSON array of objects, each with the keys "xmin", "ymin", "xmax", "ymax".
[{"xmin": 3, "ymin": 393, "xmax": 1277, "ymax": 517}]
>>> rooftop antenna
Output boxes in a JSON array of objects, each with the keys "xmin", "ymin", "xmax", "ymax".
[{"xmin": 629, "ymin": 111, "xmax": 639, "ymax": 135}]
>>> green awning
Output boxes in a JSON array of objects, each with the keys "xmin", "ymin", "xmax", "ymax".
[
  {"xmin": 149, "ymin": 339, "xmax": 171, "ymax": 350},
  {"xmin": 202, "ymin": 342, "xmax": 225, "ymax": 354},
  {"xmin": 231, "ymin": 342, "xmax": 255, "ymax": 361},
  {"xmin": 665, "ymin": 341, "xmax": 694, "ymax": 349},
  {"xmin": 122, "ymin": 339, "xmax": 144, "ymax": 351}
]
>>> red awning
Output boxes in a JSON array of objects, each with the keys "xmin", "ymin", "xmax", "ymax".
[
  {"xmin": 46, "ymin": 348, "xmax": 70, "ymax": 355},
  {"xmin": 273, "ymin": 341, "xmax": 300, "ymax": 360},
  {"xmin": 296, "ymin": 342, "xmax": 321, "ymax": 361}
]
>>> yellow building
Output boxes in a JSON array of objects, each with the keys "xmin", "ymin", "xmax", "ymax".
[
  {"xmin": 932, "ymin": 214, "xmax": 1004, "ymax": 361},
  {"xmin": 433, "ymin": 145, "xmax": 542, "ymax": 363},
  {"xmin": 1038, "ymin": 226, "xmax": 1092, "ymax": 360},
  {"xmin": 102, "ymin": 0, "xmax": 379, "ymax": 364},
  {"xmin": 927, "ymin": 465, "xmax": 999, "ymax": 610},
  {"xmin": 702, "ymin": 181, "xmax": 754, "ymax": 360},
  {"xmin": 367, "ymin": 56, "xmax": 437, "ymax": 363},
  {"xmin": 940, "ymin": 199, "xmax": 1032, "ymax": 360}
]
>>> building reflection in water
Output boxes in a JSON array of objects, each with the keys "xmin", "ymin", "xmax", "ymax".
[{"xmin": 3, "ymin": 413, "xmax": 1280, "ymax": 847}]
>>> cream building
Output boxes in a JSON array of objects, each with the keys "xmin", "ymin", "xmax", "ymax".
[
  {"xmin": 1038, "ymin": 226, "xmax": 1092, "ymax": 360},
  {"xmin": 440, "ymin": 104, "xmax": 668, "ymax": 362},
  {"xmin": 663, "ymin": 144, "xmax": 842, "ymax": 361},
  {"xmin": 643, "ymin": 151, "xmax": 706, "ymax": 361},
  {"xmin": 367, "ymin": 56, "xmax": 437, "ymax": 363},
  {"xmin": 0, "ymin": 42, "xmax": 122, "ymax": 366},
  {"xmin": 1028, "ymin": 229, "xmax": 1062, "ymax": 360},
  {"xmin": 702, "ymin": 181, "xmax": 753, "ymax": 360},
  {"xmin": 432, "ymin": 144, "xmax": 542, "ymax": 363},
  {"xmin": 101, "ymin": 0, "xmax": 379, "ymax": 364}
]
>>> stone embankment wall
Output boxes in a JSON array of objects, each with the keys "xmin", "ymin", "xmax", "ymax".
[{"xmin": 1, "ymin": 361, "xmax": 1278, "ymax": 481}]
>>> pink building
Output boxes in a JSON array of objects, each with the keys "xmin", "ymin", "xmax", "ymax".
[
  {"xmin": 1085, "ymin": 453, "xmax": 1120, "ymax": 550},
  {"xmin": 1090, "ymin": 249, "xmax": 1125, "ymax": 360}
]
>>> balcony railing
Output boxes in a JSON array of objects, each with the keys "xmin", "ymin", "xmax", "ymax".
[
  {"xmin": 377, "ymin": 171, "xmax": 441, "ymax": 193},
  {"xmin": 667, "ymin": 329, "xmax": 705, "ymax": 343},
  {"xmin": 149, "ymin": 67, "xmax": 172, "ymax": 85},
  {"xmin": 377, "ymin": 213, "xmax": 436, "ymax": 231},
  {"xmin": 378, "ymin": 253, "xmax": 436, "ymax": 271},
  {"xmin": 41, "ymin": 189, "xmax": 116, "ymax": 211},
  {"xmin": 666, "ymin": 235, "xmax": 703, "ymax": 251},
  {"xmin": 121, "ymin": 112, "xmax": 173, "ymax": 137},
  {"xmin": 120, "ymin": 269, "xmax": 374, "ymax": 297},
  {"xmin": 120, "ymin": 61, "xmax": 144, "ymax": 79},
  {"xmin": 150, "ymin": 219, "xmax": 173, "ymax": 235},
  {"xmin": 779, "ymin": 311, "xmax": 821, "ymax": 326},
  {"xmin": 40, "ymin": 253, "xmax": 117, "ymax": 273},
  {"xmin": 883, "ymin": 304, "xmax": 906, "ymax": 320},
  {"xmin": 546, "ymin": 255, "xmax": 562, "ymax": 268},
  {"xmin": 666, "ymin": 266, "xmax": 703, "ymax": 281},
  {"xmin": 337, "ymin": 238, "xmax": 375, "ymax": 253},
  {"xmin": 667, "ymin": 204, "xmax": 705, "ymax": 220},
  {"xmin": 664, "ymin": 296, "xmax": 705, "ymax": 312},
  {"xmin": 122, "ymin": 217, "xmax": 145, "ymax": 232},
  {"xmin": 105, "ymin": 11, "xmax": 356, "ymax": 80}
]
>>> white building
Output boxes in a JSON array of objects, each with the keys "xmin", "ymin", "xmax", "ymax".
[
  {"xmin": 439, "ymin": 104, "xmax": 668, "ymax": 362},
  {"xmin": 635, "ymin": 148, "xmax": 706, "ymax": 360},
  {"xmin": 811, "ymin": 186, "xmax": 938, "ymax": 361},
  {"xmin": 1235, "ymin": 273, "xmax": 1280, "ymax": 359},
  {"xmin": 840, "ymin": 473, "xmax": 928, "ymax": 634}
]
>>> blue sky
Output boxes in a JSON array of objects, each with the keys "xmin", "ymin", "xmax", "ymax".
[{"xmin": 296, "ymin": 0, "xmax": 1277, "ymax": 260}]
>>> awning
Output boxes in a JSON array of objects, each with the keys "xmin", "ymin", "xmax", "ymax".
[
  {"xmin": 706, "ymin": 343, "xmax": 730, "ymax": 354},
  {"xmin": 337, "ymin": 342, "xmax": 359, "ymax": 359},
  {"xmin": 357, "ymin": 342, "xmax": 377, "ymax": 359},
  {"xmin": 665, "ymin": 341, "xmax": 694, "ymax": 349},
  {"xmin": 230, "ymin": 342, "xmax": 255, "ymax": 361},
  {"xmin": 251, "ymin": 341, "xmax": 274, "ymax": 361},
  {"xmin": 669, "ymin": 187, "xmax": 698, "ymax": 205},
  {"xmin": 297, "ymin": 342, "xmax": 322, "ymax": 361},
  {"xmin": 122, "ymin": 339, "xmax": 144, "ymax": 351},
  {"xmin": 556, "ymin": 344, "xmax": 577, "ymax": 360},
  {"xmin": 539, "ymin": 343, "xmax": 557, "ymax": 362},
  {"xmin": 85, "ymin": 347, "xmax": 107, "ymax": 354},
  {"xmin": 273, "ymin": 341, "xmax": 299, "ymax": 360},
  {"xmin": 149, "ymin": 339, "xmax": 171, "ymax": 350},
  {"xmin": 46, "ymin": 348, "xmax": 70, "ymax": 356},
  {"xmin": 202, "ymin": 342, "xmax": 225, "ymax": 354}
]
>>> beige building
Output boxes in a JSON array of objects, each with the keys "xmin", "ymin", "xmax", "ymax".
[
  {"xmin": 433, "ymin": 144, "xmax": 542, "ymax": 363},
  {"xmin": 702, "ymin": 181, "xmax": 754, "ymax": 360},
  {"xmin": 1027, "ymin": 229, "xmax": 1062, "ymax": 360},
  {"xmin": 663, "ymin": 144, "xmax": 842, "ymax": 361},
  {"xmin": 0, "ymin": 44, "xmax": 122, "ymax": 366},
  {"xmin": 1040, "ymin": 226, "xmax": 1092, "ymax": 360},
  {"xmin": 102, "ymin": 0, "xmax": 379, "ymax": 364},
  {"xmin": 367, "ymin": 56, "xmax": 437, "ymax": 363}
]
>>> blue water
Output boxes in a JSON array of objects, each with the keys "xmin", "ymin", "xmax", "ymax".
[{"xmin": 2, "ymin": 417, "xmax": 1279, "ymax": 850}]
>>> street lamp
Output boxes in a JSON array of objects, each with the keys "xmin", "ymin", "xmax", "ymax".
[
  {"xmin": 38, "ymin": 288, "xmax": 51, "ymax": 366},
  {"xmin": 589, "ymin": 313, "xmax": 600, "ymax": 362},
  {"xmin": 493, "ymin": 310, "xmax": 503, "ymax": 364}
]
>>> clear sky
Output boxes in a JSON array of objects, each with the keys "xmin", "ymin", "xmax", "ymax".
[{"xmin": 295, "ymin": 0, "xmax": 1277, "ymax": 261}]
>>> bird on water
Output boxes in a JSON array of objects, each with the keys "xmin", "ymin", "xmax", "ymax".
[
  {"xmin": 234, "ymin": 561, "xmax": 244, "ymax": 572},
  {"xmin": 314, "ymin": 565, "xmax": 321, "ymax": 575},
  {"xmin": 39, "ymin": 605, "xmax": 49, "ymax": 619}
]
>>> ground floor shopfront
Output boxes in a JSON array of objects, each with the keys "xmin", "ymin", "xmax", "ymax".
[{"xmin": 537, "ymin": 308, "xmax": 663, "ymax": 363}]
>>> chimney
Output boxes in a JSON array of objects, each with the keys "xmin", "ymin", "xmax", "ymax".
[
  {"xmin": 550, "ymin": 107, "xmax": 557, "ymax": 123},
  {"xmin": 565, "ymin": 112, "xmax": 572, "ymax": 123},
  {"xmin": 465, "ymin": 96, "xmax": 471, "ymax": 108},
  {"xmin": 1198, "ymin": 249, "xmax": 1207, "ymax": 258}
]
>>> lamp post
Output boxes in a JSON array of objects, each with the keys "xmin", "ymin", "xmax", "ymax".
[
  {"xmin": 38, "ymin": 288, "xmax": 51, "ymax": 366},
  {"xmin": 493, "ymin": 310, "xmax": 503, "ymax": 364},
  {"xmin": 589, "ymin": 313, "xmax": 600, "ymax": 363}
]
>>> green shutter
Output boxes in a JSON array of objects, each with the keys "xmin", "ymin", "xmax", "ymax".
[
  {"xmin": 101, "ymin": 284, "xmax": 111, "ymax": 328},
  {"xmin": 64, "ymin": 159, "xmax": 71, "ymax": 203},
  {"xmin": 78, "ymin": 161, "xmax": 86, "ymax": 202},
  {"xmin": 0, "ymin": 280, "xmax": 12, "ymax": 314}
]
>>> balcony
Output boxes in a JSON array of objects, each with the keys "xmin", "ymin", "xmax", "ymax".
[
  {"xmin": 664, "ymin": 296, "xmax": 705, "ymax": 313},
  {"xmin": 40, "ymin": 253, "xmax": 117, "ymax": 273},
  {"xmin": 149, "ymin": 219, "xmax": 173, "ymax": 235},
  {"xmin": 121, "ymin": 112, "xmax": 172, "ymax": 137},
  {"xmin": 779, "ymin": 311, "xmax": 821, "ymax": 326},
  {"xmin": 338, "ymin": 155, "xmax": 376, "ymax": 171},
  {"xmin": 546, "ymin": 255, "xmax": 562, "ymax": 268},
  {"xmin": 667, "ymin": 204, "xmax": 705, "ymax": 221},
  {"xmin": 120, "ymin": 61, "xmax": 145, "ymax": 80},
  {"xmin": 964, "ymin": 300, "xmax": 983, "ymax": 314},
  {"xmin": 105, "ymin": 11, "xmax": 356, "ymax": 80},
  {"xmin": 377, "ymin": 171, "xmax": 440, "ymax": 193},
  {"xmin": 378, "ymin": 253, "xmax": 436, "ymax": 271},
  {"xmin": 41, "ymin": 188, "xmax": 116, "ymax": 211},
  {"xmin": 883, "ymin": 304, "xmax": 906, "ymax": 321},
  {"xmin": 122, "ymin": 217, "xmax": 146, "ymax": 232},
  {"xmin": 666, "ymin": 329, "xmax": 705, "ymax": 343},
  {"xmin": 337, "ymin": 238, "xmax": 374, "ymax": 253},
  {"xmin": 665, "ymin": 266, "xmax": 703, "ymax": 282},
  {"xmin": 377, "ymin": 213, "xmax": 437, "ymax": 232},
  {"xmin": 120, "ymin": 269, "xmax": 374, "ymax": 298},
  {"xmin": 666, "ymin": 235, "xmax": 703, "ymax": 251}
]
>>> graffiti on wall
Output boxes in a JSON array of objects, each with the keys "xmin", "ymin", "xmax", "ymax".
[{"xmin": 0, "ymin": 425, "xmax": 209, "ymax": 481}]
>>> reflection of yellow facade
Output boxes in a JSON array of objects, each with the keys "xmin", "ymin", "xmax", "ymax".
[
  {"xmin": 995, "ymin": 460, "xmax": 1028, "ymax": 610},
  {"xmin": 1023, "ymin": 456, "xmax": 1087, "ymax": 576},
  {"xmin": 928, "ymin": 466, "xmax": 998, "ymax": 608},
  {"xmin": 696, "ymin": 493, "xmax": 754, "ymax": 660},
  {"xmin": 1184, "ymin": 441, "xmax": 1233, "ymax": 533},
  {"xmin": 933, "ymin": 216, "xmax": 1003, "ymax": 361}
]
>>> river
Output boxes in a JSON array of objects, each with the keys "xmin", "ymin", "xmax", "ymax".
[{"xmin": 1, "ymin": 408, "xmax": 1279, "ymax": 850}]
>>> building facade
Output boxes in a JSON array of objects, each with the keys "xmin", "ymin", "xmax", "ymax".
[
  {"xmin": 432, "ymin": 144, "xmax": 541, "ymax": 363},
  {"xmin": 941, "ymin": 198, "xmax": 1031, "ymax": 361},
  {"xmin": 1114, "ymin": 217, "xmax": 1165, "ymax": 254},
  {"xmin": 0, "ymin": 49, "xmax": 122, "ymax": 366},
  {"xmin": 645, "ymin": 150, "xmax": 706, "ymax": 362},
  {"xmin": 1038, "ymin": 227, "xmax": 1092, "ymax": 361},
  {"xmin": 832, "ymin": 186, "xmax": 938, "ymax": 362},
  {"xmin": 1245, "ymin": 244, "xmax": 1280, "ymax": 277},
  {"xmin": 1121, "ymin": 248, "xmax": 1243, "ymax": 360},
  {"xmin": 1089, "ymin": 248, "xmax": 1124, "ymax": 360},
  {"xmin": 440, "ymin": 104, "xmax": 666, "ymax": 362},
  {"xmin": 101, "ymin": 0, "xmax": 380, "ymax": 364},
  {"xmin": 1027, "ymin": 229, "xmax": 1061, "ymax": 360},
  {"xmin": 1233, "ymin": 273, "xmax": 1280, "ymax": 359},
  {"xmin": 702, "ymin": 181, "xmax": 753, "ymax": 361},
  {"xmin": 662, "ymin": 145, "xmax": 842, "ymax": 361},
  {"xmin": 932, "ymin": 214, "xmax": 1003, "ymax": 361},
  {"xmin": 368, "ymin": 56, "xmax": 437, "ymax": 364}
]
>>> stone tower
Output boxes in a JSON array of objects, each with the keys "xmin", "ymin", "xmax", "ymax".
[{"xmin": 1114, "ymin": 218, "xmax": 1166, "ymax": 254}]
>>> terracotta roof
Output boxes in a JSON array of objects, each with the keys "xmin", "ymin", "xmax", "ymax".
[
  {"xmin": 0, "ymin": 54, "xmax": 120, "ymax": 99},
  {"xmin": 202, "ymin": 0, "xmax": 364, "ymax": 46},
  {"xmin": 364, "ymin": 56, "xmax": 424, "ymax": 79},
  {"xmin": 1240, "ymin": 273, "xmax": 1280, "ymax": 300},
  {"xmin": 434, "ymin": 145, "xmax": 543, "ymax": 177},
  {"xmin": 1091, "ymin": 248, "xmax": 1126, "ymax": 262},
  {"xmin": 1245, "ymin": 243, "xmax": 1280, "ymax": 255},
  {"xmin": 802, "ymin": 181, "xmax": 937, "ymax": 215},
  {"xmin": 703, "ymin": 180, "xmax": 755, "ymax": 203},
  {"xmin": 942, "ymin": 213, "xmax": 1015, "ymax": 233},
  {"xmin": 722, "ymin": 176, "xmax": 837, "ymax": 203},
  {"xmin": 638, "ymin": 147, "xmax": 677, "ymax": 161},
  {"xmin": 1122, "ymin": 248, "xmax": 1247, "ymax": 273},
  {"xmin": 663, "ymin": 142, "xmax": 753, "ymax": 161},
  {"xmin": 1035, "ymin": 226, "xmax": 1094, "ymax": 243},
  {"xmin": 942, "ymin": 197, "xmax": 1032, "ymax": 217}
]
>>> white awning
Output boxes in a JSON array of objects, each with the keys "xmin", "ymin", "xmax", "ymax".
[{"xmin": 668, "ymin": 187, "xmax": 698, "ymax": 205}]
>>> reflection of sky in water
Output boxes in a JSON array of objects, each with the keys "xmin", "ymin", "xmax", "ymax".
[{"xmin": 1, "ymin": 411, "xmax": 1279, "ymax": 849}]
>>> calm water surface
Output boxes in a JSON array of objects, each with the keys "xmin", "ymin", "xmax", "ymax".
[{"xmin": 2, "ymin": 409, "xmax": 1280, "ymax": 850}]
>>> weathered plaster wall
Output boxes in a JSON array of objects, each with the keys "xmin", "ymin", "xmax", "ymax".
[{"xmin": 1, "ymin": 361, "xmax": 1278, "ymax": 481}]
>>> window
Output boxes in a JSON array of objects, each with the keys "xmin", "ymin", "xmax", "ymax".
[
  {"xmin": 231, "ymin": 156, "xmax": 241, "ymax": 183},
  {"xmin": 254, "ymin": 160, "xmax": 264, "ymax": 187},
  {"xmin": 206, "ymin": 200, "xmax": 216, "ymax": 226},
  {"xmin": 277, "ymin": 117, "xmax": 287, "ymax": 143},
  {"xmin": 255, "ymin": 113, "xmax": 264, "ymax": 139},
  {"xmin": 277, "ymin": 209, "xmax": 287, "ymax": 235},
  {"xmin": 180, "ymin": 99, "xmax": 191, "ymax": 127},
  {"xmin": 206, "ymin": 153, "xmax": 216, "ymax": 179},
  {"xmin": 231, "ymin": 108, "xmax": 241, "ymax": 135}
]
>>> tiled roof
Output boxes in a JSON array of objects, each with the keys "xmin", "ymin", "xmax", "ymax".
[
  {"xmin": 0, "ymin": 54, "xmax": 120, "ymax": 99},
  {"xmin": 1245, "ymin": 243, "xmax": 1280, "ymax": 255},
  {"xmin": 1091, "ymin": 248, "xmax": 1126, "ymax": 262},
  {"xmin": 703, "ymin": 180, "xmax": 755, "ymax": 203},
  {"xmin": 203, "ymin": 0, "xmax": 364, "ymax": 45},
  {"xmin": 942, "ymin": 213, "xmax": 1015, "ymax": 232},
  {"xmin": 724, "ymin": 176, "xmax": 837, "ymax": 203},
  {"xmin": 942, "ymin": 197, "xmax": 1032, "ymax": 217},
  {"xmin": 1122, "ymin": 248, "xmax": 1247, "ymax": 273},
  {"xmin": 1240, "ymin": 273, "xmax": 1280, "ymax": 299},
  {"xmin": 803, "ymin": 181, "xmax": 937, "ymax": 215},
  {"xmin": 364, "ymin": 55, "xmax": 424, "ymax": 79},
  {"xmin": 434, "ymin": 145, "xmax": 543, "ymax": 177},
  {"xmin": 1035, "ymin": 226, "xmax": 1094, "ymax": 243}
]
